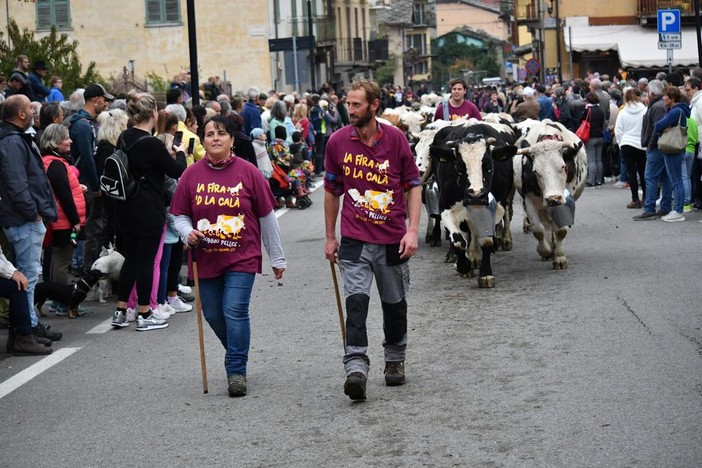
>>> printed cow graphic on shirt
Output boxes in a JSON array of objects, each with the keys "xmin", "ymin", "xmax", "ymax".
[
  {"xmin": 342, "ymin": 154, "xmax": 396, "ymax": 224},
  {"xmin": 193, "ymin": 181, "xmax": 249, "ymax": 251},
  {"xmin": 197, "ymin": 214, "xmax": 246, "ymax": 240}
]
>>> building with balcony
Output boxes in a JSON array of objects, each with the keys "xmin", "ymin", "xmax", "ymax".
[
  {"xmin": 371, "ymin": 0, "xmax": 434, "ymax": 87},
  {"xmin": 270, "ymin": 0, "xmax": 390, "ymax": 92},
  {"xmin": 513, "ymin": 0, "xmax": 701, "ymax": 82}
]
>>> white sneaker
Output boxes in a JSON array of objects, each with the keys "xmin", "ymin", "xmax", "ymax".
[
  {"xmin": 126, "ymin": 308, "xmax": 137, "ymax": 322},
  {"xmin": 178, "ymin": 284, "xmax": 192, "ymax": 295},
  {"xmin": 158, "ymin": 303, "xmax": 177, "ymax": 317},
  {"xmin": 168, "ymin": 297, "xmax": 193, "ymax": 313},
  {"xmin": 151, "ymin": 307, "xmax": 171, "ymax": 320},
  {"xmin": 136, "ymin": 312, "xmax": 169, "ymax": 331},
  {"xmin": 661, "ymin": 211, "xmax": 685, "ymax": 222}
]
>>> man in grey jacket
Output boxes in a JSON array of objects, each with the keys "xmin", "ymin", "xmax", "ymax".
[{"xmin": 0, "ymin": 94, "xmax": 62, "ymax": 343}]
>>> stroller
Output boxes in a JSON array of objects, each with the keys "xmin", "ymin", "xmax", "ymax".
[{"xmin": 270, "ymin": 163, "xmax": 312, "ymax": 209}]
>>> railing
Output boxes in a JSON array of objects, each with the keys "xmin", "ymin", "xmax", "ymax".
[
  {"xmin": 335, "ymin": 38, "xmax": 388, "ymax": 63},
  {"xmin": 336, "ymin": 37, "xmax": 367, "ymax": 63},
  {"xmin": 514, "ymin": 0, "xmax": 539, "ymax": 22},
  {"xmin": 638, "ymin": 0, "xmax": 694, "ymax": 15},
  {"xmin": 287, "ymin": 16, "xmax": 336, "ymax": 43}
]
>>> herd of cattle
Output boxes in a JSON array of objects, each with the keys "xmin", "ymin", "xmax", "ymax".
[{"xmin": 378, "ymin": 103, "xmax": 588, "ymax": 289}]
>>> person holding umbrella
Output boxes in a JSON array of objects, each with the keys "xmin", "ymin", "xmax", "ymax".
[{"xmin": 170, "ymin": 115, "xmax": 286, "ymax": 398}]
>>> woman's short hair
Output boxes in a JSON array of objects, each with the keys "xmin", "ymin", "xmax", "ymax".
[
  {"xmin": 231, "ymin": 95, "xmax": 244, "ymax": 113},
  {"xmin": 585, "ymin": 92, "xmax": 599, "ymax": 104},
  {"xmin": 97, "ymin": 109, "xmax": 128, "ymax": 146},
  {"xmin": 126, "ymin": 90, "xmax": 157, "ymax": 124},
  {"xmin": 39, "ymin": 101, "xmax": 62, "ymax": 128},
  {"xmin": 205, "ymin": 114, "xmax": 236, "ymax": 138},
  {"xmin": 40, "ymin": 123, "xmax": 69, "ymax": 154},
  {"xmin": 270, "ymin": 100, "xmax": 288, "ymax": 121},
  {"xmin": 664, "ymin": 85, "xmax": 682, "ymax": 102}
]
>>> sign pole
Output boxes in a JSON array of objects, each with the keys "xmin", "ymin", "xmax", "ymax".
[
  {"xmin": 667, "ymin": 49, "xmax": 674, "ymax": 74},
  {"xmin": 187, "ymin": 0, "xmax": 199, "ymax": 107}
]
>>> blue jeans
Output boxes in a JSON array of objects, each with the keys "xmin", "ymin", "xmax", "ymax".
[
  {"xmin": 663, "ymin": 151, "xmax": 685, "ymax": 213},
  {"xmin": 619, "ymin": 153, "xmax": 628, "ymax": 182},
  {"xmin": 3, "ymin": 221, "xmax": 46, "ymax": 327},
  {"xmin": 157, "ymin": 243, "xmax": 172, "ymax": 304},
  {"xmin": 682, "ymin": 152, "xmax": 694, "ymax": 205},
  {"xmin": 198, "ymin": 272, "xmax": 255, "ymax": 377},
  {"xmin": 643, "ymin": 149, "xmax": 672, "ymax": 214}
]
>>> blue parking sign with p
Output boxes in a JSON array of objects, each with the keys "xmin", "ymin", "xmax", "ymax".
[{"xmin": 658, "ymin": 9, "xmax": 681, "ymax": 34}]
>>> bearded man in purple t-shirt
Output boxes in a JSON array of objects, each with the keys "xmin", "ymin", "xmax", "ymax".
[{"xmin": 324, "ymin": 79, "xmax": 422, "ymax": 401}]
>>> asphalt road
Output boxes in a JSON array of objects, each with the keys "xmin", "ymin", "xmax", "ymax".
[{"xmin": 1, "ymin": 181, "xmax": 701, "ymax": 467}]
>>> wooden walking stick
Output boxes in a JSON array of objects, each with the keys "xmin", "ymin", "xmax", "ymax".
[
  {"xmin": 191, "ymin": 248, "xmax": 209, "ymax": 394},
  {"xmin": 329, "ymin": 261, "xmax": 346, "ymax": 348}
]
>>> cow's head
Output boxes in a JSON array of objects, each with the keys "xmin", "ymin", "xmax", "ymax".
[
  {"xmin": 517, "ymin": 140, "xmax": 575, "ymax": 206},
  {"xmin": 445, "ymin": 134, "xmax": 494, "ymax": 206}
]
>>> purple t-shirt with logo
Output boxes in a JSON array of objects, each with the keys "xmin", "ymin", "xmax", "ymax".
[
  {"xmin": 169, "ymin": 158, "xmax": 277, "ymax": 279},
  {"xmin": 324, "ymin": 123, "xmax": 421, "ymax": 244},
  {"xmin": 434, "ymin": 100, "xmax": 482, "ymax": 121}
]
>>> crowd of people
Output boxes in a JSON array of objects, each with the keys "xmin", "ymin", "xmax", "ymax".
[
  {"xmin": 0, "ymin": 53, "xmax": 362, "ymax": 397},
  {"xmin": 2, "ymin": 49, "xmax": 701, "ymax": 397}
]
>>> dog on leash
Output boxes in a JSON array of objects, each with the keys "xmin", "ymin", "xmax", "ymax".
[
  {"xmin": 90, "ymin": 248, "xmax": 125, "ymax": 303},
  {"xmin": 34, "ymin": 270, "xmax": 101, "ymax": 318}
]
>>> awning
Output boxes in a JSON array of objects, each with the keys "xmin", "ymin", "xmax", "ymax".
[{"xmin": 563, "ymin": 24, "xmax": 700, "ymax": 68}]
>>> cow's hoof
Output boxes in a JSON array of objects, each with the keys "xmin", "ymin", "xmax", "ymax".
[
  {"xmin": 501, "ymin": 240, "xmax": 512, "ymax": 251},
  {"xmin": 552, "ymin": 258, "xmax": 568, "ymax": 270},
  {"xmin": 478, "ymin": 276, "xmax": 495, "ymax": 288},
  {"xmin": 458, "ymin": 271, "xmax": 475, "ymax": 279},
  {"xmin": 430, "ymin": 236, "xmax": 442, "ymax": 247},
  {"xmin": 425, "ymin": 235, "xmax": 431, "ymax": 243}
]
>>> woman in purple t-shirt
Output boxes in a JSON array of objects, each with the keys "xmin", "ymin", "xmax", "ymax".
[{"xmin": 171, "ymin": 116, "xmax": 287, "ymax": 398}]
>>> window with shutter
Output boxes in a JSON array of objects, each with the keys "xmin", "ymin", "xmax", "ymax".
[
  {"xmin": 36, "ymin": 0, "xmax": 71, "ymax": 31},
  {"xmin": 146, "ymin": 0, "xmax": 181, "ymax": 25}
]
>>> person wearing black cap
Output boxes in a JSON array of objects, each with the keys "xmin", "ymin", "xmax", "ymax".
[
  {"xmin": 67, "ymin": 83, "xmax": 114, "ymax": 277},
  {"xmin": 28, "ymin": 61, "xmax": 51, "ymax": 102},
  {"xmin": 3, "ymin": 73, "xmax": 26, "ymax": 98}
]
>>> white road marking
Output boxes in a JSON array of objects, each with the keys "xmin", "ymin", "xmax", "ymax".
[
  {"xmin": 0, "ymin": 347, "xmax": 80, "ymax": 400},
  {"xmin": 86, "ymin": 320, "xmax": 115, "ymax": 334},
  {"xmin": 274, "ymin": 178, "xmax": 323, "ymax": 219}
]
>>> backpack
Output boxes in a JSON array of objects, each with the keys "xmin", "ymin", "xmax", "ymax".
[{"xmin": 100, "ymin": 135, "xmax": 151, "ymax": 201}]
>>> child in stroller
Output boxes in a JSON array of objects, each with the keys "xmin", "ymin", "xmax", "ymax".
[{"xmin": 269, "ymin": 127, "xmax": 312, "ymax": 209}]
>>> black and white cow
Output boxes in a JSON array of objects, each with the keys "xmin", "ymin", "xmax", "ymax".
[
  {"xmin": 415, "ymin": 118, "xmax": 473, "ymax": 246},
  {"xmin": 424, "ymin": 122, "xmax": 518, "ymax": 287},
  {"xmin": 513, "ymin": 119, "xmax": 587, "ymax": 269}
]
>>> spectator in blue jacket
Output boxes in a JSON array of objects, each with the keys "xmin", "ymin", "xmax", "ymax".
[
  {"xmin": 68, "ymin": 83, "xmax": 112, "ymax": 276},
  {"xmin": 47, "ymin": 76, "xmax": 64, "ymax": 102},
  {"xmin": 654, "ymin": 85, "xmax": 691, "ymax": 222},
  {"xmin": 242, "ymin": 86, "xmax": 262, "ymax": 136},
  {"xmin": 536, "ymin": 84, "xmax": 555, "ymax": 121},
  {"xmin": 28, "ymin": 61, "xmax": 51, "ymax": 102}
]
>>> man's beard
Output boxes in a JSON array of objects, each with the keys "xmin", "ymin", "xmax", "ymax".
[
  {"xmin": 23, "ymin": 115, "xmax": 34, "ymax": 131},
  {"xmin": 351, "ymin": 107, "xmax": 373, "ymax": 129}
]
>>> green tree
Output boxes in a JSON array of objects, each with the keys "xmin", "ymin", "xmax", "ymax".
[
  {"xmin": 0, "ymin": 19, "xmax": 103, "ymax": 95},
  {"xmin": 431, "ymin": 35, "xmax": 500, "ymax": 88},
  {"xmin": 373, "ymin": 54, "xmax": 399, "ymax": 87}
]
